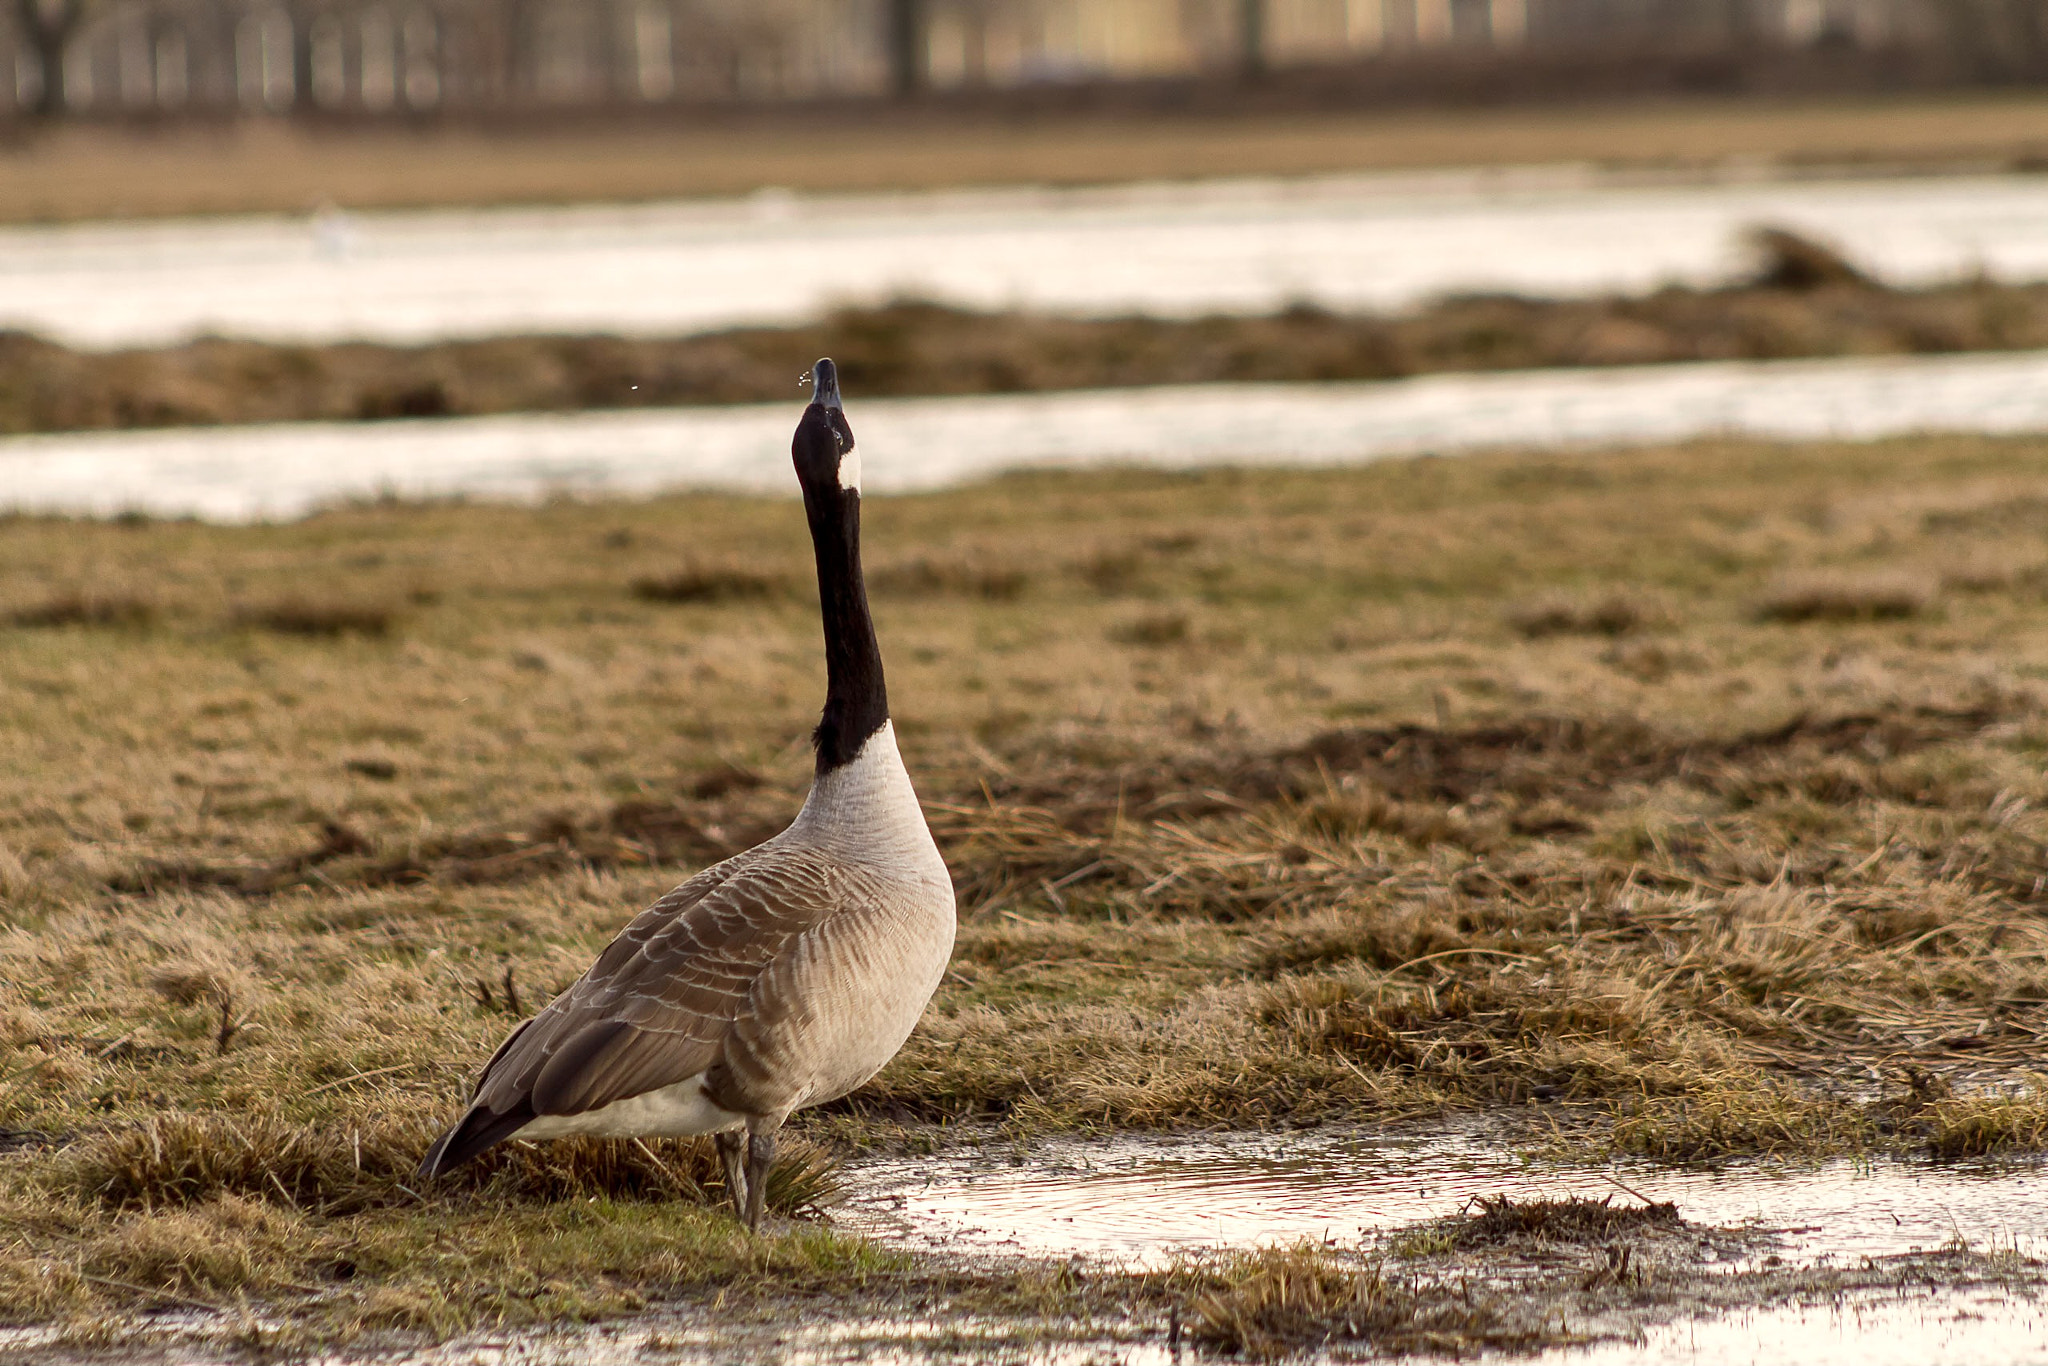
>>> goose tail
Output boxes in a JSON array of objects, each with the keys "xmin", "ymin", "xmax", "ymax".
[{"xmin": 416, "ymin": 1100, "xmax": 535, "ymax": 1180}]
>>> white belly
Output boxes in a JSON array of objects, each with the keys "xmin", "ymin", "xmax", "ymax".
[{"xmin": 512, "ymin": 1072, "xmax": 747, "ymax": 1140}]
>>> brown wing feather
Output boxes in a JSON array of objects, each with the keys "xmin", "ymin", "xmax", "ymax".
[{"xmin": 463, "ymin": 847, "xmax": 844, "ymax": 1124}]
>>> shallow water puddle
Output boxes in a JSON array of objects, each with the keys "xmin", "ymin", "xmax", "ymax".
[
  {"xmin": 52, "ymin": 1290, "xmax": 2037, "ymax": 1366},
  {"xmin": 840, "ymin": 1127, "xmax": 2048, "ymax": 1269},
  {"xmin": 12, "ymin": 1132, "xmax": 2042, "ymax": 1365},
  {"xmin": 322, "ymin": 1290, "xmax": 2048, "ymax": 1366},
  {"xmin": 1573, "ymin": 1287, "xmax": 2048, "ymax": 1366}
]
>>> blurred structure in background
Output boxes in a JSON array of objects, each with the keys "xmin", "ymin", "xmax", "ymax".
[{"xmin": 2, "ymin": 0, "xmax": 2042, "ymax": 121}]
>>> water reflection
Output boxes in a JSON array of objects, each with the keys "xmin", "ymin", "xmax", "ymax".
[
  {"xmin": 7, "ymin": 169, "xmax": 2048, "ymax": 347},
  {"xmin": 6, "ymin": 349, "xmax": 2048, "ymax": 522},
  {"xmin": 841, "ymin": 1127, "xmax": 2048, "ymax": 1269},
  {"xmin": 1573, "ymin": 1287, "xmax": 2048, "ymax": 1366},
  {"xmin": 299, "ymin": 1295, "xmax": 2048, "ymax": 1366},
  {"xmin": 10, "ymin": 1126, "xmax": 2040, "ymax": 1365},
  {"xmin": 307, "ymin": 1128, "xmax": 2048, "ymax": 1366}
]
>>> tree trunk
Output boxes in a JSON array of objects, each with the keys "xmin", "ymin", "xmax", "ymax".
[
  {"xmin": 886, "ymin": 0, "xmax": 923, "ymax": 96},
  {"xmin": 1929, "ymin": 0, "xmax": 2010, "ymax": 79},
  {"xmin": 2005, "ymin": 0, "xmax": 2048, "ymax": 77},
  {"xmin": 16, "ymin": 0, "xmax": 87, "ymax": 117},
  {"xmin": 1720, "ymin": 0, "xmax": 1755, "ymax": 45},
  {"xmin": 291, "ymin": 2, "xmax": 317, "ymax": 112},
  {"xmin": 1239, "ymin": 0, "xmax": 1266, "ymax": 80},
  {"xmin": 596, "ymin": 0, "xmax": 625, "ymax": 103}
]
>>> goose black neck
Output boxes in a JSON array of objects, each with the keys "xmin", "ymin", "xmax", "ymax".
[{"xmin": 804, "ymin": 482, "xmax": 888, "ymax": 774}]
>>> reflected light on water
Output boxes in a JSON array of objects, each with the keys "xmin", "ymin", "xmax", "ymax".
[
  {"xmin": 841, "ymin": 1128, "xmax": 2048, "ymax": 1269},
  {"xmin": 8, "ymin": 169, "xmax": 2048, "ymax": 348},
  {"xmin": 8, "ymin": 349, "xmax": 2048, "ymax": 521},
  {"xmin": 1575, "ymin": 1288, "xmax": 2048, "ymax": 1366}
]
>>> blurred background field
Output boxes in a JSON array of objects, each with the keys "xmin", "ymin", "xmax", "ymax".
[
  {"xmin": 10, "ymin": 94, "xmax": 2048, "ymax": 222},
  {"xmin": 11, "ymin": 0, "xmax": 2048, "ymax": 224}
]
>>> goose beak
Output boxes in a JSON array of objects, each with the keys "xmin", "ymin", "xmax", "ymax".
[{"xmin": 811, "ymin": 358, "xmax": 843, "ymax": 411}]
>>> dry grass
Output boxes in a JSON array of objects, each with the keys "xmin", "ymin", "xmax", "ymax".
[
  {"xmin": 9, "ymin": 94, "xmax": 2048, "ymax": 225},
  {"xmin": 1506, "ymin": 590, "xmax": 1666, "ymax": 638},
  {"xmin": 1755, "ymin": 569, "xmax": 1937, "ymax": 622},
  {"xmin": 1421, "ymin": 1195, "xmax": 1682, "ymax": 1250},
  {"xmin": 19, "ymin": 246, "xmax": 2048, "ymax": 434},
  {"xmin": 5, "ymin": 434, "xmax": 2048, "ymax": 1337},
  {"xmin": 630, "ymin": 565, "xmax": 793, "ymax": 604},
  {"xmin": 1744, "ymin": 224, "xmax": 1879, "ymax": 290},
  {"xmin": 1189, "ymin": 1243, "xmax": 1542, "ymax": 1359},
  {"xmin": 229, "ymin": 597, "xmax": 400, "ymax": 637},
  {"xmin": 3, "ymin": 590, "xmax": 157, "ymax": 629},
  {"xmin": 56, "ymin": 1112, "xmax": 841, "ymax": 1218}
]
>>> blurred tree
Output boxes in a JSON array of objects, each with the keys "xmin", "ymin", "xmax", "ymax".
[
  {"xmin": 14, "ymin": 0, "xmax": 103, "ymax": 114},
  {"xmin": 886, "ymin": 0, "xmax": 924, "ymax": 93},
  {"xmin": 679, "ymin": 0, "xmax": 805, "ymax": 98},
  {"xmin": 1925, "ymin": 0, "xmax": 2048, "ymax": 77},
  {"xmin": 1719, "ymin": 0, "xmax": 1759, "ymax": 44},
  {"xmin": 287, "ymin": 0, "xmax": 331, "ymax": 110},
  {"xmin": 467, "ymin": 0, "xmax": 547, "ymax": 100},
  {"xmin": 1238, "ymin": 0, "xmax": 1264, "ymax": 79}
]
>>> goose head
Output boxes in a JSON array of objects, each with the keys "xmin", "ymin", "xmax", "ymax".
[{"xmin": 793, "ymin": 358, "xmax": 860, "ymax": 496}]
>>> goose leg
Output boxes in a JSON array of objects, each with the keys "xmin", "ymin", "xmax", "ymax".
[
  {"xmin": 714, "ymin": 1129, "xmax": 749, "ymax": 1221},
  {"xmin": 743, "ymin": 1127, "xmax": 777, "ymax": 1232}
]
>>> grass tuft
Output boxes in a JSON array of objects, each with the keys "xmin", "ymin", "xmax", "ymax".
[
  {"xmin": 868, "ymin": 557, "xmax": 1030, "ymax": 600},
  {"xmin": 1419, "ymin": 1194, "xmax": 1682, "ymax": 1251},
  {"xmin": 231, "ymin": 598, "xmax": 396, "ymax": 637},
  {"xmin": 1108, "ymin": 611, "xmax": 1191, "ymax": 646},
  {"xmin": 1608, "ymin": 1092, "xmax": 1876, "ymax": 1161},
  {"xmin": 1189, "ymin": 1243, "xmax": 1540, "ymax": 1359},
  {"xmin": 51, "ymin": 1110, "xmax": 838, "ymax": 1219},
  {"xmin": 1743, "ymin": 224, "xmax": 1878, "ymax": 291},
  {"xmin": 1754, "ymin": 570, "xmax": 1935, "ymax": 623},
  {"xmin": 1920, "ymin": 1094, "xmax": 2048, "ymax": 1161},
  {"xmin": 1507, "ymin": 591, "xmax": 1664, "ymax": 638},
  {"xmin": 5, "ymin": 591, "xmax": 157, "ymax": 629},
  {"xmin": 630, "ymin": 564, "xmax": 791, "ymax": 604},
  {"xmin": 1190, "ymin": 1245, "xmax": 1402, "ymax": 1359}
]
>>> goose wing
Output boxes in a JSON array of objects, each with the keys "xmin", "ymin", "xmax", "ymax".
[{"xmin": 418, "ymin": 847, "xmax": 839, "ymax": 1175}]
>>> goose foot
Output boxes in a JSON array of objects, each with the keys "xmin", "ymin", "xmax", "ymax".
[
  {"xmin": 713, "ymin": 1129, "xmax": 749, "ymax": 1221},
  {"xmin": 744, "ymin": 1128, "xmax": 777, "ymax": 1232}
]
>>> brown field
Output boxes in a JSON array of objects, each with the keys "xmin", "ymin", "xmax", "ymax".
[
  {"xmin": 7, "ymin": 230, "xmax": 2042, "ymax": 434},
  {"xmin": 7, "ymin": 91, "xmax": 2048, "ymax": 223},
  {"xmin": 2, "ymin": 434, "xmax": 2048, "ymax": 1345}
]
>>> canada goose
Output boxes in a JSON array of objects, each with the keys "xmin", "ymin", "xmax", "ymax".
[{"xmin": 417, "ymin": 358, "xmax": 956, "ymax": 1231}]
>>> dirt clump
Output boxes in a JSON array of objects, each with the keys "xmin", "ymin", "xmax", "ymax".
[{"xmin": 1426, "ymin": 1194, "xmax": 1683, "ymax": 1250}]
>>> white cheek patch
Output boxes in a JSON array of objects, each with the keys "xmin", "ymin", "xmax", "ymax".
[{"xmin": 838, "ymin": 448, "xmax": 862, "ymax": 492}]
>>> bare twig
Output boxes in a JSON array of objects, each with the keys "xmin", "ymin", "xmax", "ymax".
[{"xmin": 214, "ymin": 993, "xmax": 240, "ymax": 1055}]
